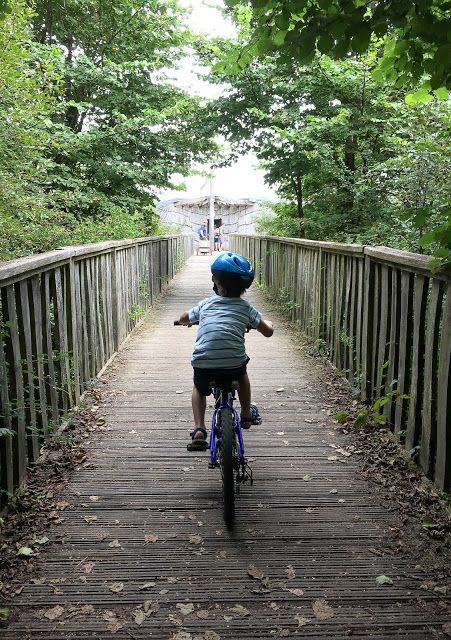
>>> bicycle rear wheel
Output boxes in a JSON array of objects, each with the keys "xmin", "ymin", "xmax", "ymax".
[{"xmin": 219, "ymin": 408, "xmax": 236, "ymax": 528}]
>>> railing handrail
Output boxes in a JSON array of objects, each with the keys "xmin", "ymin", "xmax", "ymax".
[
  {"xmin": 0, "ymin": 235, "xmax": 185, "ymax": 284},
  {"xmin": 231, "ymin": 234, "xmax": 450, "ymax": 278}
]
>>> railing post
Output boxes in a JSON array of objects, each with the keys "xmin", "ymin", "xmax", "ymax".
[{"xmin": 361, "ymin": 254, "xmax": 375, "ymax": 402}]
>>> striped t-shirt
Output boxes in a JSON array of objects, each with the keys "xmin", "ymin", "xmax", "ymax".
[{"xmin": 188, "ymin": 295, "xmax": 262, "ymax": 369}]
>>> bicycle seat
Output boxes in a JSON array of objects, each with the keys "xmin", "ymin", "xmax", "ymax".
[{"xmin": 209, "ymin": 379, "xmax": 239, "ymax": 392}]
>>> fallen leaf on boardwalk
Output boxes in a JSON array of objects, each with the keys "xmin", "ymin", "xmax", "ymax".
[
  {"xmin": 277, "ymin": 630, "xmax": 290, "ymax": 637},
  {"xmin": 139, "ymin": 581, "xmax": 156, "ymax": 590},
  {"xmin": 303, "ymin": 475, "xmax": 312, "ymax": 482},
  {"xmin": 329, "ymin": 489, "xmax": 338, "ymax": 494},
  {"xmin": 196, "ymin": 609, "xmax": 210, "ymax": 619},
  {"xmin": 83, "ymin": 515, "xmax": 97, "ymax": 523},
  {"xmin": 134, "ymin": 609, "xmax": 145, "ymax": 625},
  {"xmin": 286, "ymin": 565, "xmax": 296, "ymax": 580},
  {"xmin": 276, "ymin": 388, "xmax": 285, "ymax": 393},
  {"xmin": 168, "ymin": 613, "xmax": 183, "ymax": 625},
  {"xmin": 175, "ymin": 390, "xmax": 184, "ymax": 394},
  {"xmin": 108, "ymin": 582, "xmax": 124, "ymax": 593},
  {"xmin": 312, "ymin": 598, "xmax": 334, "ymax": 620},
  {"xmin": 0, "ymin": 607, "xmax": 11, "ymax": 621},
  {"xmin": 338, "ymin": 498, "xmax": 345, "ymax": 503},
  {"xmin": 171, "ymin": 632, "xmax": 192, "ymax": 640},
  {"xmin": 83, "ymin": 562, "xmax": 95, "ymax": 573},
  {"xmin": 375, "ymin": 575, "xmax": 393, "ymax": 586},
  {"xmin": 189, "ymin": 534, "xmax": 203, "ymax": 545},
  {"xmin": 44, "ymin": 605, "xmax": 64, "ymax": 620},
  {"xmin": 215, "ymin": 529, "xmax": 223, "ymax": 536},
  {"xmin": 66, "ymin": 604, "xmax": 95, "ymax": 618},
  {"xmin": 56, "ymin": 500, "xmax": 70, "ymax": 510},
  {"xmin": 218, "ymin": 550, "xmax": 227, "ymax": 558},
  {"xmin": 17, "ymin": 546, "xmax": 34, "ymax": 556},
  {"xmin": 286, "ymin": 588, "xmax": 304, "ymax": 597},
  {"xmin": 176, "ymin": 603, "xmax": 194, "ymax": 615},
  {"xmin": 328, "ymin": 455, "xmax": 338, "ymax": 461},
  {"xmin": 442, "ymin": 622, "xmax": 451, "ymax": 637},
  {"xmin": 336, "ymin": 448, "xmax": 351, "ymax": 457},
  {"xmin": 295, "ymin": 615, "xmax": 310, "ymax": 627},
  {"xmin": 204, "ymin": 632, "xmax": 222, "ymax": 640},
  {"xmin": 89, "ymin": 495, "xmax": 100, "ymax": 502},
  {"xmin": 108, "ymin": 620, "xmax": 124, "ymax": 633},
  {"xmin": 109, "ymin": 539, "xmax": 122, "ymax": 548},
  {"xmin": 229, "ymin": 604, "xmax": 250, "ymax": 617},
  {"xmin": 167, "ymin": 577, "xmax": 178, "ymax": 584},
  {"xmin": 247, "ymin": 564, "xmax": 265, "ymax": 580},
  {"xmin": 34, "ymin": 536, "xmax": 49, "ymax": 545},
  {"xmin": 143, "ymin": 600, "xmax": 160, "ymax": 614},
  {"xmin": 144, "ymin": 533, "xmax": 159, "ymax": 543}
]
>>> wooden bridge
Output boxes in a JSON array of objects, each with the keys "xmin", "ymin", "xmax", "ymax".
[{"xmin": 0, "ymin": 236, "xmax": 450, "ymax": 638}]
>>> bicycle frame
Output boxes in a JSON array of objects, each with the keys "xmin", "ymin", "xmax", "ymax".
[{"xmin": 209, "ymin": 385, "xmax": 245, "ymax": 468}]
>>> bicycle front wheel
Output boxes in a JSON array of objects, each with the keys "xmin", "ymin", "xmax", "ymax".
[{"xmin": 219, "ymin": 408, "xmax": 236, "ymax": 528}]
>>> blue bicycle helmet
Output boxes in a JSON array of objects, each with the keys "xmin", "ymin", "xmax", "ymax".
[{"xmin": 211, "ymin": 252, "xmax": 255, "ymax": 286}]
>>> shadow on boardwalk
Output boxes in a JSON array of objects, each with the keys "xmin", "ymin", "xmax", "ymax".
[{"xmin": 1, "ymin": 256, "xmax": 450, "ymax": 639}]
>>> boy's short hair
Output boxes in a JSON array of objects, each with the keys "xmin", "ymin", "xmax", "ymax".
[{"xmin": 212, "ymin": 270, "xmax": 251, "ymax": 297}]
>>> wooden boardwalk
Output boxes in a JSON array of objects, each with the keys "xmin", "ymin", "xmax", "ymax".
[{"xmin": 3, "ymin": 256, "xmax": 449, "ymax": 639}]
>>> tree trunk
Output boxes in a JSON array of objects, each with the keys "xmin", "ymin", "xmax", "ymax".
[{"xmin": 294, "ymin": 175, "xmax": 305, "ymax": 239}]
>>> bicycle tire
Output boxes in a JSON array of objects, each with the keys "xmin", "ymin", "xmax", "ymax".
[{"xmin": 219, "ymin": 407, "xmax": 236, "ymax": 528}]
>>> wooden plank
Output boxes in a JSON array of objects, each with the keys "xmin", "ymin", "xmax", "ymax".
[
  {"xmin": 394, "ymin": 271, "xmax": 413, "ymax": 433},
  {"xmin": 405, "ymin": 275, "xmax": 428, "ymax": 450},
  {"xmin": 0, "ymin": 289, "xmax": 14, "ymax": 496},
  {"xmin": 419, "ymin": 281, "xmax": 442, "ymax": 475},
  {"xmin": 360, "ymin": 256, "xmax": 374, "ymax": 402},
  {"xmin": 69, "ymin": 260, "xmax": 81, "ymax": 403},
  {"xmin": 31, "ymin": 276, "xmax": 49, "ymax": 437},
  {"xmin": 43, "ymin": 271, "xmax": 60, "ymax": 430},
  {"xmin": 383, "ymin": 269, "xmax": 399, "ymax": 425},
  {"xmin": 435, "ymin": 285, "xmax": 451, "ymax": 491},
  {"xmin": 6, "ymin": 285, "xmax": 27, "ymax": 483},
  {"xmin": 54, "ymin": 268, "xmax": 70, "ymax": 412},
  {"xmin": 375, "ymin": 265, "xmax": 389, "ymax": 399},
  {"xmin": 19, "ymin": 280, "xmax": 39, "ymax": 461}
]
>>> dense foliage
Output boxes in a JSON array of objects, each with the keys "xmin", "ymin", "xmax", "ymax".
[
  {"xmin": 0, "ymin": 0, "xmax": 216, "ymax": 261},
  {"xmin": 204, "ymin": 4, "xmax": 450, "ymax": 264},
  {"xmin": 223, "ymin": 0, "xmax": 451, "ymax": 98}
]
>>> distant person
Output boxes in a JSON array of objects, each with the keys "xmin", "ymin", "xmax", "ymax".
[
  {"xmin": 197, "ymin": 220, "xmax": 208, "ymax": 240},
  {"xmin": 214, "ymin": 223, "xmax": 224, "ymax": 251}
]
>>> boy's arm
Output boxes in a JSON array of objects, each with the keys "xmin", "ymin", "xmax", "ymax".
[{"xmin": 256, "ymin": 317, "xmax": 274, "ymax": 337}]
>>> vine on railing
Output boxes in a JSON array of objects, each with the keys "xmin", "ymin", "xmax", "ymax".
[
  {"xmin": 0, "ymin": 235, "xmax": 193, "ymax": 502},
  {"xmin": 231, "ymin": 235, "xmax": 451, "ymax": 493}
]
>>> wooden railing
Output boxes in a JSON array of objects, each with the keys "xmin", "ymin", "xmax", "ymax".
[
  {"xmin": 0, "ymin": 235, "xmax": 193, "ymax": 500},
  {"xmin": 231, "ymin": 235, "xmax": 451, "ymax": 493}
]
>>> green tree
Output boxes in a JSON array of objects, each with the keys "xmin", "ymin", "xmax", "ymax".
[{"xmin": 224, "ymin": 0, "xmax": 451, "ymax": 96}]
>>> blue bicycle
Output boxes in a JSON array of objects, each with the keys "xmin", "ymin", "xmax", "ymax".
[
  {"xmin": 174, "ymin": 320, "xmax": 253, "ymax": 527},
  {"xmin": 208, "ymin": 378, "xmax": 253, "ymax": 528}
]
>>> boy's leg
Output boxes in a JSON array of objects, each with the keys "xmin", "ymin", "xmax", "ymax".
[
  {"xmin": 192, "ymin": 386, "xmax": 207, "ymax": 438},
  {"xmin": 238, "ymin": 373, "xmax": 251, "ymax": 419}
]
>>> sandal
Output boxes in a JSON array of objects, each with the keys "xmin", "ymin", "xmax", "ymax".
[
  {"xmin": 187, "ymin": 427, "xmax": 208, "ymax": 452},
  {"xmin": 241, "ymin": 404, "xmax": 262, "ymax": 429}
]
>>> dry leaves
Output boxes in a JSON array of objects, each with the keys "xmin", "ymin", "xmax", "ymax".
[
  {"xmin": 189, "ymin": 534, "xmax": 203, "ymax": 545},
  {"xmin": 176, "ymin": 602, "xmax": 195, "ymax": 616},
  {"xmin": 229, "ymin": 604, "xmax": 250, "ymax": 618},
  {"xmin": 44, "ymin": 605, "xmax": 64, "ymax": 620},
  {"xmin": 103, "ymin": 611, "xmax": 125, "ymax": 633},
  {"xmin": 108, "ymin": 582, "xmax": 124, "ymax": 593},
  {"xmin": 286, "ymin": 565, "xmax": 296, "ymax": 580},
  {"xmin": 312, "ymin": 598, "xmax": 334, "ymax": 620},
  {"xmin": 295, "ymin": 614, "xmax": 310, "ymax": 627},
  {"xmin": 83, "ymin": 515, "xmax": 97, "ymax": 524},
  {"xmin": 286, "ymin": 588, "xmax": 304, "ymax": 597},
  {"xmin": 144, "ymin": 533, "xmax": 159, "ymax": 543},
  {"xmin": 108, "ymin": 539, "xmax": 122, "ymax": 548},
  {"xmin": 247, "ymin": 564, "xmax": 265, "ymax": 580}
]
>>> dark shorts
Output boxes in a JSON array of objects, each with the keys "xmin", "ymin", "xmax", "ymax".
[{"xmin": 193, "ymin": 359, "xmax": 249, "ymax": 396}]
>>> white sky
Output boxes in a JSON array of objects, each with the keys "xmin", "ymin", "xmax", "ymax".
[{"xmin": 159, "ymin": 0, "xmax": 276, "ymax": 202}]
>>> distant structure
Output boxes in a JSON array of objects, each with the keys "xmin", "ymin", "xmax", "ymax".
[{"xmin": 157, "ymin": 196, "xmax": 261, "ymax": 249}]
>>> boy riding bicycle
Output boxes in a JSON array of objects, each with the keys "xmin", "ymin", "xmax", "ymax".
[{"xmin": 177, "ymin": 252, "xmax": 274, "ymax": 451}]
